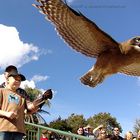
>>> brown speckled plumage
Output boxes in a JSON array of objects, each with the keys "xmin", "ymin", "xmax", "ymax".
[{"xmin": 33, "ymin": 0, "xmax": 140, "ymax": 87}]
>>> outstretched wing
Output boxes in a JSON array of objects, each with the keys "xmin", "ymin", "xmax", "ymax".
[
  {"xmin": 33, "ymin": 0, "xmax": 119, "ymax": 58},
  {"xmin": 119, "ymin": 63, "xmax": 140, "ymax": 76}
]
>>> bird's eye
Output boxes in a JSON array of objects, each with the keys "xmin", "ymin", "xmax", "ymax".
[{"xmin": 135, "ymin": 38, "xmax": 140, "ymax": 42}]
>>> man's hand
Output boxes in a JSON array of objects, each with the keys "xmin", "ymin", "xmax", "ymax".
[
  {"xmin": 26, "ymin": 89, "xmax": 53, "ymax": 114},
  {"xmin": 42, "ymin": 89, "xmax": 53, "ymax": 100},
  {"xmin": 33, "ymin": 89, "xmax": 53, "ymax": 109}
]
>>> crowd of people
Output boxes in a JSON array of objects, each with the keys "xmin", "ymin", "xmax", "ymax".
[
  {"xmin": 39, "ymin": 125, "xmax": 140, "ymax": 140},
  {"xmin": 76, "ymin": 124, "xmax": 140, "ymax": 140}
]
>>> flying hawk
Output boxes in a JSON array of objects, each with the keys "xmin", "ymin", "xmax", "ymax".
[{"xmin": 33, "ymin": 0, "xmax": 140, "ymax": 88}]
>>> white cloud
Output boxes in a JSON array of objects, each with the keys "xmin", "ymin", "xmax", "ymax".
[
  {"xmin": 0, "ymin": 74, "xmax": 5, "ymax": 85},
  {"xmin": 0, "ymin": 73, "xmax": 34, "ymax": 88},
  {"xmin": 31, "ymin": 75, "xmax": 49, "ymax": 83},
  {"xmin": 20, "ymin": 74, "xmax": 49, "ymax": 90},
  {"xmin": 0, "ymin": 74, "xmax": 36, "ymax": 89},
  {"xmin": 0, "ymin": 74, "xmax": 48, "ymax": 89},
  {"xmin": 0, "ymin": 24, "xmax": 49, "ymax": 69},
  {"xmin": 20, "ymin": 80, "xmax": 36, "ymax": 89}
]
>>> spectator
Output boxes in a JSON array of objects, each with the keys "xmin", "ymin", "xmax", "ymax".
[
  {"xmin": 77, "ymin": 126, "xmax": 85, "ymax": 136},
  {"xmin": 124, "ymin": 131, "xmax": 133, "ymax": 140},
  {"xmin": 49, "ymin": 132, "xmax": 60, "ymax": 140},
  {"xmin": 133, "ymin": 130, "xmax": 140, "ymax": 140},
  {"xmin": 84, "ymin": 124, "xmax": 95, "ymax": 139},
  {"xmin": 93, "ymin": 124, "xmax": 104, "ymax": 138},
  {"xmin": 97, "ymin": 128, "xmax": 111, "ymax": 140},
  {"xmin": 40, "ymin": 130, "xmax": 49, "ymax": 140},
  {"xmin": 111, "ymin": 127, "xmax": 123, "ymax": 140}
]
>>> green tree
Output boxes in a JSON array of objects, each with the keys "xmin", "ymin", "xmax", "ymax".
[
  {"xmin": 49, "ymin": 116, "xmax": 72, "ymax": 132},
  {"xmin": 66, "ymin": 113, "xmax": 87, "ymax": 133},
  {"xmin": 24, "ymin": 86, "xmax": 41, "ymax": 101},
  {"xmin": 87, "ymin": 112, "xmax": 122, "ymax": 134},
  {"xmin": 24, "ymin": 86, "xmax": 51, "ymax": 124}
]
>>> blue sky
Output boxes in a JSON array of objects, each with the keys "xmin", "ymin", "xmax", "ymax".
[{"xmin": 0, "ymin": 0, "xmax": 140, "ymax": 136}]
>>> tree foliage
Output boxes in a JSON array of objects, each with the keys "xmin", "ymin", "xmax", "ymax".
[
  {"xmin": 48, "ymin": 113, "xmax": 122, "ymax": 134},
  {"xmin": 24, "ymin": 86, "xmax": 41, "ymax": 101},
  {"xmin": 133, "ymin": 119, "xmax": 140, "ymax": 134},
  {"xmin": 66, "ymin": 113, "xmax": 87, "ymax": 133},
  {"xmin": 49, "ymin": 116, "xmax": 72, "ymax": 132},
  {"xmin": 87, "ymin": 112, "xmax": 122, "ymax": 134},
  {"xmin": 24, "ymin": 87, "xmax": 123, "ymax": 134},
  {"xmin": 24, "ymin": 86, "xmax": 50, "ymax": 124}
]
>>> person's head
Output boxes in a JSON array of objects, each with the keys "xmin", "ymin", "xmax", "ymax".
[
  {"xmin": 137, "ymin": 130, "xmax": 140, "ymax": 139},
  {"xmin": 41, "ymin": 129, "xmax": 48, "ymax": 138},
  {"xmin": 84, "ymin": 124, "xmax": 93, "ymax": 133},
  {"xmin": 77, "ymin": 127, "xmax": 84, "ymax": 135},
  {"xmin": 113, "ymin": 127, "xmax": 120, "ymax": 136},
  {"xmin": 97, "ymin": 128, "xmax": 108, "ymax": 139},
  {"xmin": 4, "ymin": 65, "xmax": 18, "ymax": 79},
  {"xmin": 100, "ymin": 129, "xmax": 107, "ymax": 138},
  {"xmin": 124, "ymin": 131, "xmax": 133, "ymax": 140},
  {"xmin": 6, "ymin": 71, "xmax": 26, "ymax": 91}
]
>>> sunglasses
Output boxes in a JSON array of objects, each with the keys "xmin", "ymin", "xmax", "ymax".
[{"xmin": 114, "ymin": 130, "xmax": 119, "ymax": 131}]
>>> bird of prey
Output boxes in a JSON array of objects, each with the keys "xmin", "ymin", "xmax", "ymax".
[{"xmin": 33, "ymin": 0, "xmax": 140, "ymax": 88}]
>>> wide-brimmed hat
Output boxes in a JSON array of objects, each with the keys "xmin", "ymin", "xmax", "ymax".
[{"xmin": 8, "ymin": 71, "xmax": 26, "ymax": 81}]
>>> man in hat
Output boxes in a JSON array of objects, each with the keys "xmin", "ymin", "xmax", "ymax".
[
  {"xmin": 0, "ymin": 65, "xmax": 30, "ymax": 99},
  {"xmin": 0, "ymin": 65, "xmax": 18, "ymax": 87},
  {"xmin": 0, "ymin": 65, "xmax": 53, "ymax": 110},
  {"xmin": 0, "ymin": 70, "xmax": 37, "ymax": 140}
]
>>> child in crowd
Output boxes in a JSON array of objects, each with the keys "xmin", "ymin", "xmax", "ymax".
[{"xmin": 40, "ymin": 130, "xmax": 49, "ymax": 140}]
